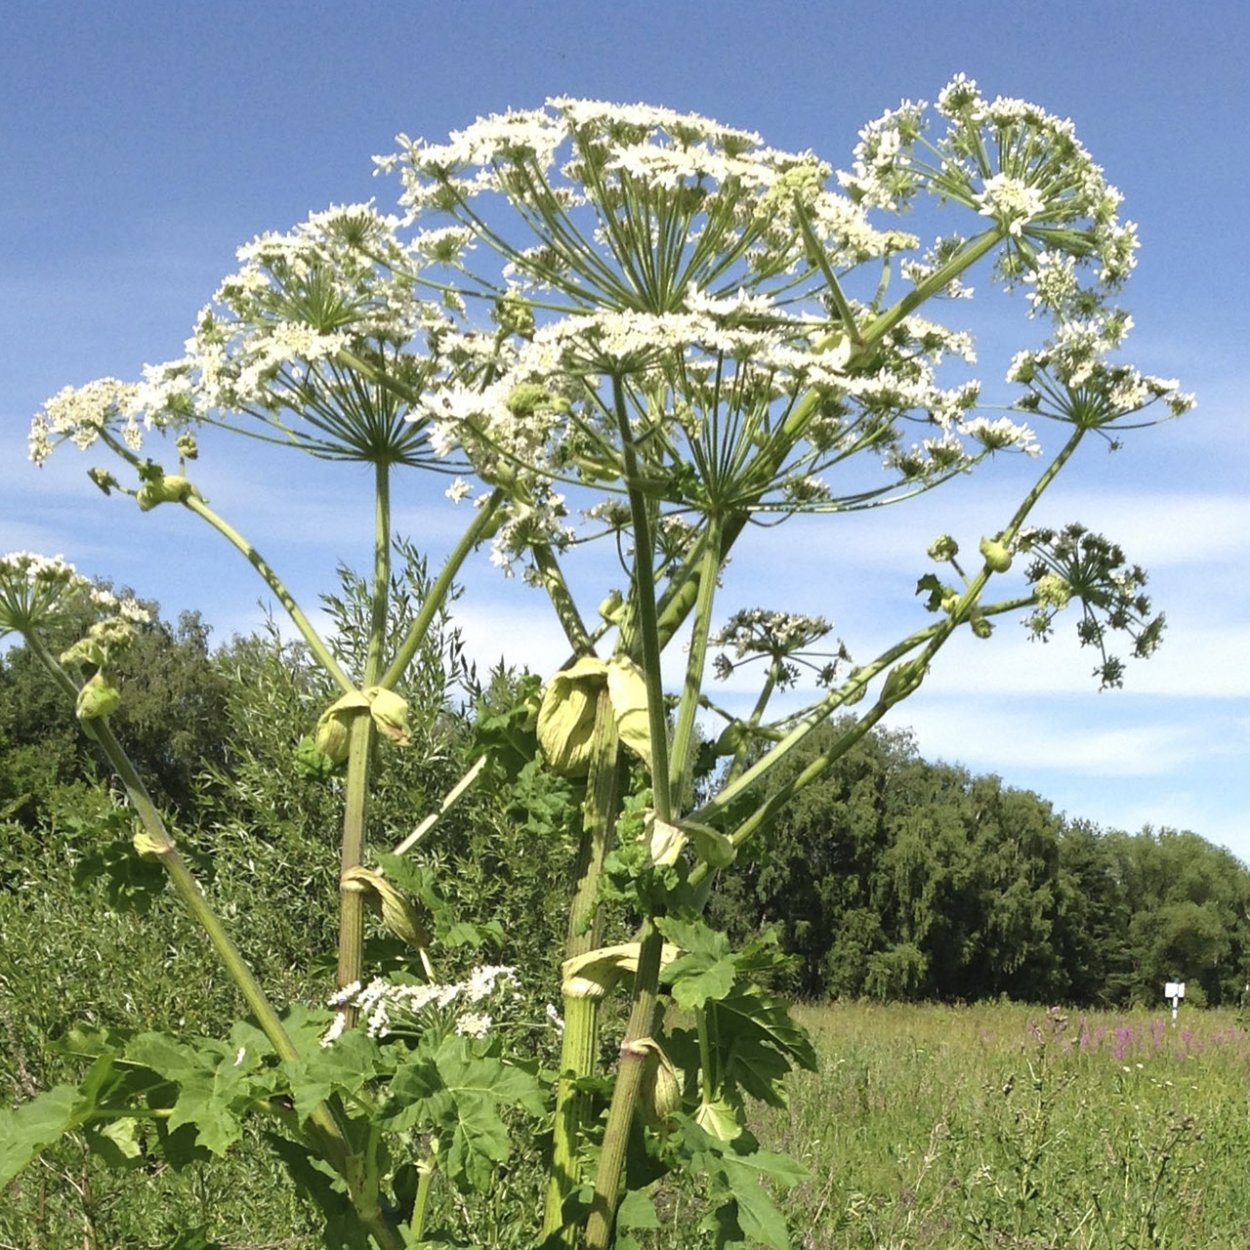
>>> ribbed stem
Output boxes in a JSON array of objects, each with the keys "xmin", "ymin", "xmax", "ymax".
[
  {"xmin": 541, "ymin": 688, "xmax": 621, "ymax": 1243},
  {"xmin": 585, "ymin": 923, "xmax": 665, "ymax": 1250},
  {"xmin": 336, "ymin": 711, "xmax": 375, "ymax": 1016},
  {"xmin": 668, "ymin": 512, "xmax": 722, "ymax": 805},
  {"xmin": 612, "ymin": 375, "xmax": 672, "ymax": 822},
  {"xmin": 336, "ymin": 461, "xmax": 392, "ymax": 1017}
]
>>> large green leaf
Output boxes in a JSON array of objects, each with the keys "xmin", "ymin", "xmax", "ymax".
[
  {"xmin": 714, "ymin": 983, "xmax": 817, "ymax": 1108},
  {"xmin": 125, "ymin": 1032, "xmax": 260, "ymax": 1156},
  {"xmin": 0, "ymin": 1085, "xmax": 80, "ymax": 1186},
  {"xmin": 282, "ymin": 1024, "xmax": 382, "ymax": 1122},
  {"xmin": 658, "ymin": 916, "xmax": 737, "ymax": 1008},
  {"xmin": 676, "ymin": 1118, "xmax": 806, "ymax": 1250},
  {"xmin": 382, "ymin": 1035, "xmax": 544, "ymax": 1192}
]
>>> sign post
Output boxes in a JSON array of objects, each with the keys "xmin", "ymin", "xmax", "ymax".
[{"xmin": 1165, "ymin": 980, "xmax": 1186, "ymax": 1026}]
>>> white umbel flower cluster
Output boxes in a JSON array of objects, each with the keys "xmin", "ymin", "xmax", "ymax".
[{"xmin": 321, "ymin": 964, "xmax": 520, "ymax": 1045}]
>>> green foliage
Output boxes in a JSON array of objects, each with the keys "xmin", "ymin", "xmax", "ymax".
[
  {"xmin": 0, "ymin": 599, "xmax": 230, "ymax": 824},
  {"xmin": 710, "ymin": 721, "xmax": 1250, "ymax": 1008}
]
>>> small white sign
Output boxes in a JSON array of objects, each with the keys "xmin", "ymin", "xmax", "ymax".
[{"xmin": 1165, "ymin": 981, "xmax": 1186, "ymax": 999}]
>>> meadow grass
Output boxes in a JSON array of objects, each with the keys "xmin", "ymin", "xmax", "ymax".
[
  {"xmin": 750, "ymin": 1001, "xmax": 1250, "ymax": 1250},
  {"xmin": 8, "ymin": 997, "xmax": 1250, "ymax": 1249}
]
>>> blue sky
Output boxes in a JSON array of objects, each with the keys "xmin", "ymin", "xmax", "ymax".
[{"xmin": 3, "ymin": 3, "xmax": 1247, "ymax": 858}]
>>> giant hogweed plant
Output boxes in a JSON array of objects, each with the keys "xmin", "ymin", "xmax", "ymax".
[{"xmin": 4, "ymin": 77, "xmax": 1191, "ymax": 1248}]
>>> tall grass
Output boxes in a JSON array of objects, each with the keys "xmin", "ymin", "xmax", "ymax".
[
  {"xmin": 754, "ymin": 1001, "xmax": 1250, "ymax": 1250},
  {"xmin": 8, "ymin": 995, "xmax": 1250, "ymax": 1247}
]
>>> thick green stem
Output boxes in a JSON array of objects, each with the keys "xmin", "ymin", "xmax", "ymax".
[
  {"xmin": 408, "ymin": 1156, "xmax": 436, "ymax": 1245},
  {"xmin": 542, "ymin": 689, "xmax": 622, "ymax": 1243},
  {"xmin": 668, "ymin": 513, "xmax": 722, "ymax": 806},
  {"xmin": 336, "ymin": 712, "xmax": 375, "ymax": 1013},
  {"xmin": 367, "ymin": 462, "xmax": 392, "ymax": 683},
  {"xmin": 692, "ymin": 623, "xmax": 941, "ymax": 828},
  {"xmin": 693, "ymin": 699, "xmax": 892, "ymax": 890},
  {"xmin": 337, "ymin": 462, "xmax": 392, "ymax": 1012},
  {"xmin": 612, "ymin": 375, "xmax": 672, "ymax": 821},
  {"xmin": 181, "ymin": 494, "xmax": 353, "ymax": 693},
  {"xmin": 533, "ymin": 540, "xmax": 596, "ymax": 657},
  {"xmin": 585, "ymin": 924, "xmax": 665, "ymax": 1250}
]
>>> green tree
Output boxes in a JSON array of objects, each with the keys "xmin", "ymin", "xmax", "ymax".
[
  {"xmin": 1105, "ymin": 827, "xmax": 1250, "ymax": 1005},
  {"xmin": 0, "ymin": 600, "xmax": 229, "ymax": 825}
]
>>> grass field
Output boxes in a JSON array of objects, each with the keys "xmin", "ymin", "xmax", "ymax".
[
  {"xmin": 746, "ymin": 1002, "xmax": 1250, "ymax": 1250},
  {"xmin": 7, "ymin": 1000, "xmax": 1250, "ymax": 1249}
]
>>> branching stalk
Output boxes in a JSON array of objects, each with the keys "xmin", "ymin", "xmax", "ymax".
[
  {"xmin": 21, "ymin": 636, "xmax": 366, "ymax": 1183},
  {"xmin": 182, "ymin": 494, "xmax": 354, "ymax": 693},
  {"xmin": 381, "ymin": 487, "xmax": 507, "ymax": 689},
  {"xmin": 668, "ymin": 512, "xmax": 722, "ymax": 804}
]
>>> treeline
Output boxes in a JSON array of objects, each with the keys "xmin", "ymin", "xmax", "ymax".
[
  {"xmin": 2, "ymin": 598, "xmax": 1247, "ymax": 1015},
  {"xmin": 710, "ymin": 721, "xmax": 1250, "ymax": 1007}
]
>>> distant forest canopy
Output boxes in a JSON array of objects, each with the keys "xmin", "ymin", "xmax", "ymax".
[{"xmin": 2, "ymin": 596, "xmax": 1246, "ymax": 1010}]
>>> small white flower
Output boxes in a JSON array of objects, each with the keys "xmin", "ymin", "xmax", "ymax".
[
  {"xmin": 455, "ymin": 1011, "xmax": 492, "ymax": 1039},
  {"xmin": 328, "ymin": 980, "xmax": 363, "ymax": 1008},
  {"xmin": 320, "ymin": 1012, "xmax": 348, "ymax": 1048},
  {"xmin": 974, "ymin": 174, "xmax": 1047, "ymax": 237}
]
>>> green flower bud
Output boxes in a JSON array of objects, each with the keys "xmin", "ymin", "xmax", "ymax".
[
  {"xmin": 537, "ymin": 657, "xmax": 607, "ymax": 778},
  {"xmin": 632, "ymin": 1037, "xmax": 682, "ymax": 1126},
  {"xmin": 314, "ymin": 690, "xmax": 371, "ymax": 767},
  {"xmin": 537, "ymin": 656, "xmax": 653, "ymax": 777},
  {"xmin": 136, "ymin": 474, "xmax": 195, "ymax": 512},
  {"xmin": 881, "ymin": 657, "xmax": 928, "ymax": 707},
  {"xmin": 687, "ymin": 821, "xmax": 736, "ymax": 869},
  {"xmin": 597, "ymin": 590, "xmax": 625, "ymax": 623},
  {"xmin": 364, "ymin": 686, "xmax": 411, "ymax": 746},
  {"xmin": 979, "ymin": 535, "xmax": 1013, "ymax": 573},
  {"xmin": 342, "ymin": 866, "xmax": 431, "ymax": 951},
  {"xmin": 928, "ymin": 534, "xmax": 960, "ymax": 562},
  {"xmin": 293, "ymin": 735, "xmax": 338, "ymax": 780},
  {"xmin": 713, "ymin": 721, "xmax": 748, "ymax": 758},
  {"xmin": 76, "ymin": 671, "xmax": 121, "ymax": 721},
  {"xmin": 314, "ymin": 713, "xmax": 352, "ymax": 765}
]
